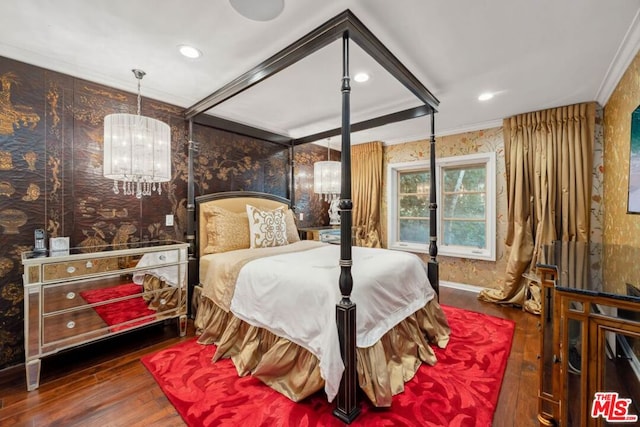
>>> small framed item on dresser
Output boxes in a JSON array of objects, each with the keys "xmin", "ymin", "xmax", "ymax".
[{"xmin": 49, "ymin": 237, "xmax": 70, "ymax": 257}]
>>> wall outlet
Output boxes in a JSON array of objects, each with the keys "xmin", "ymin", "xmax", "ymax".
[
  {"xmin": 165, "ymin": 214, "xmax": 174, "ymax": 226},
  {"xmin": 299, "ymin": 212, "xmax": 304, "ymax": 221}
]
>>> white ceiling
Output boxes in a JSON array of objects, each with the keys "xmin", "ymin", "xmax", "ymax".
[{"xmin": 1, "ymin": 0, "xmax": 640, "ymax": 146}]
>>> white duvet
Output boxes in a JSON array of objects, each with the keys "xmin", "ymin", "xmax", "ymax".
[
  {"xmin": 132, "ymin": 250, "xmax": 181, "ymax": 286},
  {"xmin": 229, "ymin": 243, "xmax": 435, "ymax": 402}
]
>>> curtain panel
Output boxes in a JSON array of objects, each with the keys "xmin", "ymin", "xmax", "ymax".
[
  {"xmin": 352, "ymin": 141, "xmax": 383, "ymax": 248},
  {"xmin": 479, "ymin": 102, "xmax": 595, "ymax": 313}
]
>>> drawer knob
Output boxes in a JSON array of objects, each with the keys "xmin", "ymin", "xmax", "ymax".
[
  {"xmin": 66, "ymin": 321, "xmax": 76, "ymax": 329},
  {"xmin": 159, "ymin": 255, "xmax": 166, "ymax": 261},
  {"xmin": 86, "ymin": 261, "xmax": 93, "ymax": 268},
  {"xmin": 66, "ymin": 266, "xmax": 76, "ymax": 274},
  {"xmin": 66, "ymin": 292, "xmax": 76, "ymax": 300}
]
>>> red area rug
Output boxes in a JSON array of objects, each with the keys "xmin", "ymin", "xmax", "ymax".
[
  {"xmin": 80, "ymin": 283, "xmax": 155, "ymax": 332},
  {"xmin": 142, "ymin": 305, "xmax": 514, "ymax": 427}
]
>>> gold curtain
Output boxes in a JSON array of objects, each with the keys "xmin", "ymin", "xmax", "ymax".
[
  {"xmin": 479, "ymin": 103, "xmax": 595, "ymax": 313},
  {"xmin": 352, "ymin": 141, "xmax": 383, "ymax": 247}
]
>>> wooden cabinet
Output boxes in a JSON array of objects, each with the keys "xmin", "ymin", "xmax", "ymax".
[
  {"xmin": 537, "ymin": 270, "xmax": 562, "ymax": 425},
  {"xmin": 537, "ymin": 242, "xmax": 640, "ymax": 426},
  {"xmin": 22, "ymin": 240, "xmax": 189, "ymax": 391}
]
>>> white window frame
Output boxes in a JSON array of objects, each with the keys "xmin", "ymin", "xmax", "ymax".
[
  {"xmin": 387, "ymin": 152, "xmax": 496, "ymax": 261},
  {"xmin": 387, "ymin": 159, "xmax": 431, "ymax": 254}
]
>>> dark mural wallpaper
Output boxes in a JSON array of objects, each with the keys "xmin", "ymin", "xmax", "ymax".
[{"xmin": 0, "ymin": 55, "xmax": 336, "ymax": 371}]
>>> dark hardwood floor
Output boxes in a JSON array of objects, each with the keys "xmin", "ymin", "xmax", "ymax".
[{"xmin": 0, "ymin": 286, "xmax": 539, "ymax": 426}]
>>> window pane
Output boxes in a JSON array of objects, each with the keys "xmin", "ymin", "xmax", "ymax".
[
  {"xmin": 443, "ymin": 166, "xmax": 486, "ymax": 192},
  {"xmin": 400, "ymin": 195, "xmax": 428, "ymax": 217},
  {"xmin": 400, "ymin": 172, "xmax": 429, "ymax": 194},
  {"xmin": 389, "ymin": 153, "xmax": 494, "ymax": 259},
  {"xmin": 443, "ymin": 193, "xmax": 486, "ymax": 218},
  {"xmin": 443, "ymin": 220, "xmax": 486, "ymax": 248},
  {"xmin": 399, "ymin": 219, "xmax": 429, "ymax": 243}
]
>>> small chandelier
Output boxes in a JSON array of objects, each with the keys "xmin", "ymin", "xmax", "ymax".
[
  {"xmin": 103, "ymin": 69, "xmax": 171, "ymax": 198},
  {"xmin": 313, "ymin": 138, "xmax": 341, "ymax": 202}
]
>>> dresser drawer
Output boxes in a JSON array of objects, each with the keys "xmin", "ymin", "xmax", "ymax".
[
  {"xmin": 42, "ymin": 279, "xmax": 124, "ymax": 313},
  {"xmin": 41, "ymin": 291, "xmax": 162, "ymax": 346},
  {"xmin": 42, "ymin": 255, "xmax": 141, "ymax": 282},
  {"xmin": 42, "ymin": 306, "xmax": 109, "ymax": 345}
]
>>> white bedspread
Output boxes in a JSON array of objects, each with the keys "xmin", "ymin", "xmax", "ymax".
[
  {"xmin": 132, "ymin": 250, "xmax": 181, "ymax": 287},
  {"xmin": 229, "ymin": 244, "xmax": 435, "ymax": 402}
]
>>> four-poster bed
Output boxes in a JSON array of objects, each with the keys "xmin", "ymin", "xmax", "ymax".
[{"xmin": 184, "ymin": 10, "xmax": 443, "ymax": 423}]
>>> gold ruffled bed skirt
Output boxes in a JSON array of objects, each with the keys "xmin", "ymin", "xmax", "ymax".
[
  {"xmin": 141, "ymin": 274, "xmax": 184, "ymax": 313},
  {"xmin": 194, "ymin": 291, "xmax": 450, "ymax": 407}
]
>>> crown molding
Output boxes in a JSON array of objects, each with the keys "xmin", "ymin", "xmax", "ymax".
[
  {"xmin": 595, "ymin": 9, "xmax": 640, "ymax": 105},
  {"xmin": 382, "ymin": 118, "xmax": 504, "ymax": 146}
]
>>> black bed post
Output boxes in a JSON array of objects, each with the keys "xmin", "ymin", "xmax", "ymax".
[
  {"xmin": 288, "ymin": 143, "xmax": 295, "ymax": 209},
  {"xmin": 427, "ymin": 109, "xmax": 439, "ymax": 297},
  {"xmin": 333, "ymin": 31, "xmax": 361, "ymax": 424},
  {"xmin": 187, "ymin": 119, "xmax": 198, "ymax": 316}
]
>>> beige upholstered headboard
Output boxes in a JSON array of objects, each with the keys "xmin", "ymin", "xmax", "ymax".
[{"xmin": 196, "ymin": 191, "xmax": 292, "ymax": 258}]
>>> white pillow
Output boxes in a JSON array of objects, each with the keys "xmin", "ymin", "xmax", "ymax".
[{"xmin": 246, "ymin": 205, "xmax": 288, "ymax": 248}]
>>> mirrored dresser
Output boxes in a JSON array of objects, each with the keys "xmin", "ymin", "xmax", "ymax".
[
  {"xmin": 21, "ymin": 240, "xmax": 189, "ymax": 391},
  {"xmin": 536, "ymin": 241, "xmax": 640, "ymax": 426}
]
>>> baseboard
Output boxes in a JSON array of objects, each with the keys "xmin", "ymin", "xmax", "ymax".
[
  {"xmin": 440, "ymin": 280, "xmax": 483, "ymax": 294},
  {"xmin": 0, "ymin": 362, "xmax": 25, "ymax": 382}
]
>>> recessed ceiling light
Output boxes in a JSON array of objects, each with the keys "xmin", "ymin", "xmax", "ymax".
[
  {"xmin": 179, "ymin": 45, "xmax": 202, "ymax": 59},
  {"xmin": 478, "ymin": 92, "xmax": 494, "ymax": 101},
  {"xmin": 354, "ymin": 73, "xmax": 370, "ymax": 83}
]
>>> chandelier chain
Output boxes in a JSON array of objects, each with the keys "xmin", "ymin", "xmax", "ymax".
[
  {"xmin": 133, "ymin": 69, "xmax": 146, "ymax": 116},
  {"xmin": 137, "ymin": 78, "xmax": 141, "ymax": 116}
]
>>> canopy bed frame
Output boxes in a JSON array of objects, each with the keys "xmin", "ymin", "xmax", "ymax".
[{"xmin": 183, "ymin": 10, "xmax": 440, "ymax": 423}]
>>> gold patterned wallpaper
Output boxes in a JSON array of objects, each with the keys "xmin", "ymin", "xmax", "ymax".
[
  {"xmin": 0, "ymin": 55, "xmax": 330, "ymax": 371},
  {"xmin": 603, "ymin": 50, "xmax": 640, "ymax": 247},
  {"xmin": 592, "ymin": 105, "xmax": 605, "ymax": 244}
]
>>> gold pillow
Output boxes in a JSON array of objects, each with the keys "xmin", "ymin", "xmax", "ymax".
[
  {"xmin": 285, "ymin": 209, "xmax": 300, "ymax": 243},
  {"xmin": 203, "ymin": 206, "xmax": 250, "ymax": 254},
  {"xmin": 246, "ymin": 205, "xmax": 288, "ymax": 248}
]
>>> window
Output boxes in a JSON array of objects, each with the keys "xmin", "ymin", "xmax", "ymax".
[
  {"xmin": 398, "ymin": 169, "xmax": 430, "ymax": 245},
  {"xmin": 387, "ymin": 152, "xmax": 496, "ymax": 261}
]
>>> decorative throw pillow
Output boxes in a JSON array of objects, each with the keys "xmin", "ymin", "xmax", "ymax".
[
  {"xmin": 246, "ymin": 205, "xmax": 288, "ymax": 248},
  {"xmin": 202, "ymin": 206, "xmax": 250, "ymax": 254},
  {"xmin": 285, "ymin": 209, "xmax": 300, "ymax": 243}
]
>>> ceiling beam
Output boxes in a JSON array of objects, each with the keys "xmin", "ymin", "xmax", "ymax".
[
  {"xmin": 184, "ymin": 12, "xmax": 350, "ymax": 119},
  {"xmin": 192, "ymin": 114, "xmax": 292, "ymax": 147},
  {"xmin": 292, "ymin": 105, "xmax": 434, "ymax": 145},
  {"xmin": 184, "ymin": 9, "xmax": 439, "ymax": 120}
]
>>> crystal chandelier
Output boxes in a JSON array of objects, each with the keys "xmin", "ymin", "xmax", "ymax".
[
  {"xmin": 313, "ymin": 138, "xmax": 341, "ymax": 202},
  {"xmin": 103, "ymin": 69, "xmax": 171, "ymax": 198}
]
